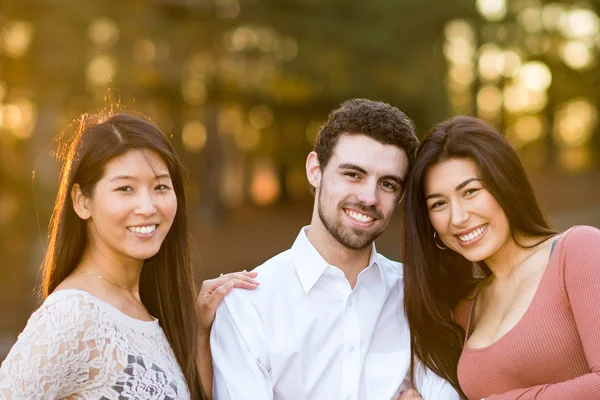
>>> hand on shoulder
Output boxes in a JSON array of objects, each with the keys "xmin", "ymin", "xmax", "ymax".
[{"xmin": 196, "ymin": 270, "xmax": 259, "ymax": 334}]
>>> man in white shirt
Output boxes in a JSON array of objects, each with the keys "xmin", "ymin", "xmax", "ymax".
[{"xmin": 210, "ymin": 99, "xmax": 460, "ymax": 400}]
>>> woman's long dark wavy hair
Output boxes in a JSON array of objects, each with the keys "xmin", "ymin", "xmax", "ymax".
[
  {"xmin": 41, "ymin": 112, "xmax": 204, "ymax": 399},
  {"xmin": 402, "ymin": 116, "xmax": 556, "ymax": 396}
]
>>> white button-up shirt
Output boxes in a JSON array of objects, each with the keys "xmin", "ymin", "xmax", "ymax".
[{"xmin": 211, "ymin": 227, "xmax": 460, "ymax": 400}]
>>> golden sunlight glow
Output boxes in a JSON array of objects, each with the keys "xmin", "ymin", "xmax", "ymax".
[
  {"xmin": 182, "ymin": 121, "xmax": 208, "ymax": 153},
  {"xmin": 250, "ymin": 160, "xmax": 280, "ymax": 206},
  {"xmin": 181, "ymin": 79, "xmax": 207, "ymax": 106},
  {"xmin": 257, "ymin": 28, "xmax": 277, "ymax": 53},
  {"xmin": 1, "ymin": 21, "xmax": 35, "ymax": 59},
  {"xmin": 511, "ymin": 115, "xmax": 545, "ymax": 146},
  {"xmin": 3, "ymin": 98, "xmax": 37, "ymax": 139},
  {"xmin": 444, "ymin": 20, "xmax": 476, "ymax": 43},
  {"xmin": 554, "ymin": 99, "xmax": 598, "ymax": 147},
  {"xmin": 515, "ymin": 62, "xmax": 552, "ymax": 92},
  {"xmin": 229, "ymin": 26, "xmax": 259, "ymax": 52},
  {"xmin": 478, "ymin": 43, "xmax": 502, "ymax": 81},
  {"xmin": 542, "ymin": 3, "xmax": 565, "ymax": 31},
  {"xmin": 519, "ymin": 8, "xmax": 543, "ymax": 33},
  {"xmin": 559, "ymin": 146, "xmax": 592, "ymax": 172},
  {"xmin": 558, "ymin": 9, "xmax": 599, "ymax": 39},
  {"xmin": 88, "ymin": 18, "xmax": 119, "ymax": 46},
  {"xmin": 444, "ymin": 38, "xmax": 475, "ymax": 65},
  {"xmin": 477, "ymin": 86, "xmax": 502, "ymax": 115},
  {"xmin": 274, "ymin": 36, "xmax": 299, "ymax": 61},
  {"xmin": 305, "ymin": 121, "xmax": 322, "ymax": 145},
  {"xmin": 234, "ymin": 125, "xmax": 261, "ymax": 151},
  {"xmin": 560, "ymin": 41, "xmax": 594, "ymax": 69},
  {"xmin": 449, "ymin": 64, "xmax": 476, "ymax": 86},
  {"xmin": 501, "ymin": 50, "xmax": 522, "ymax": 77},
  {"xmin": 86, "ymin": 55, "xmax": 117, "ymax": 86},
  {"xmin": 248, "ymin": 105, "xmax": 274, "ymax": 129},
  {"xmin": 476, "ymin": 0, "xmax": 507, "ymax": 21},
  {"xmin": 221, "ymin": 158, "xmax": 245, "ymax": 208},
  {"xmin": 215, "ymin": 0, "xmax": 241, "ymax": 19},
  {"xmin": 0, "ymin": 81, "xmax": 6, "ymax": 102},
  {"xmin": 133, "ymin": 39, "xmax": 156, "ymax": 63},
  {"xmin": 218, "ymin": 105, "xmax": 244, "ymax": 137},
  {"xmin": 503, "ymin": 84, "xmax": 547, "ymax": 114}
]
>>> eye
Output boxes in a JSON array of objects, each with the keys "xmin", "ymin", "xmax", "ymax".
[
  {"xmin": 430, "ymin": 200, "xmax": 446, "ymax": 210},
  {"xmin": 464, "ymin": 188, "xmax": 480, "ymax": 197},
  {"xmin": 115, "ymin": 186, "xmax": 133, "ymax": 192},
  {"xmin": 380, "ymin": 181, "xmax": 398, "ymax": 192},
  {"xmin": 344, "ymin": 172, "xmax": 360, "ymax": 179},
  {"xmin": 155, "ymin": 184, "xmax": 172, "ymax": 191}
]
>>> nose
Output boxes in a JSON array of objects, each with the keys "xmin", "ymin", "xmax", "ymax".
[
  {"xmin": 450, "ymin": 199, "xmax": 469, "ymax": 227},
  {"xmin": 135, "ymin": 190, "xmax": 157, "ymax": 216},
  {"xmin": 355, "ymin": 180, "xmax": 379, "ymax": 206}
]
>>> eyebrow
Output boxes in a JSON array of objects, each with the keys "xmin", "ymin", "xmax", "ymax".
[
  {"xmin": 109, "ymin": 173, "xmax": 171, "ymax": 182},
  {"xmin": 338, "ymin": 163, "xmax": 404, "ymax": 186},
  {"xmin": 425, "ymin": 177, "xmax": 481, "ymax": 201}
]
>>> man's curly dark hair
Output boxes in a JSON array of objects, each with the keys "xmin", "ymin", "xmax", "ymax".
[{"xmin": 314, "ymin": 99, "xmax": 419, "ymax": 173}]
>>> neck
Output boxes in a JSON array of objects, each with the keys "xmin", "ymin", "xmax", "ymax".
[
  {"xmin": 484, "ymin": 234, "xmax": 541, "ymax": 280},
  {"xmin": 76, "ymin": 245, "xmax": 143, "ymax": 294},
  {"xmin": 306, "ymin": 224, "xmax": 373, "ymax": 288}
]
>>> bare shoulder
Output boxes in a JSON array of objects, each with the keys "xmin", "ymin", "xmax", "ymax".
[{"xmin": 453, "ymin": 297, "xmax": 474, "ymax": 330}]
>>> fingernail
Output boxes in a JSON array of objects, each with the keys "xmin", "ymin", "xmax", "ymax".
[{"xmin": 225, "ymin": 280, "xmax": 234, "ymax": 289}]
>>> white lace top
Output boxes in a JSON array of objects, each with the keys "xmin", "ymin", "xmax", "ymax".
[{"xmin": 0, "ymin": 289, "xmax": 189, "ymax": 399}]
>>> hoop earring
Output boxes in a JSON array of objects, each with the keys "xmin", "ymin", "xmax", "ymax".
[{"xmin": 433, "ymin": 231, "xmax": 448, "ymax": 250}]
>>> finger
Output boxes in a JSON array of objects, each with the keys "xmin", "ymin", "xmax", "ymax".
[
  {"xmin": 223, "ymin": 272, "xmax": 259, "ymax": 285},
  {"xmin": 230, "ymin": 279, "xmax": 259, "ymax": 290},
  {"xmin": 204, "ymin": 280, "xmax": 235, "ymax": 316}
]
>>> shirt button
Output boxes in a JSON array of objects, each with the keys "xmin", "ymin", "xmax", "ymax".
[
  {"xmin": 349, "ymin": 345, "xmax": 355, "ymax": 352},
  {"xmin": 348, "ymin": 300, "xmax": 353, "ymax": 306},
  {"xmin": 346, "ymin": 395, "xmax": 352, "ymax": 400}
]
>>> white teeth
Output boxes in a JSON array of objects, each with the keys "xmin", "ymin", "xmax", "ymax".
[
  {"xmin": 346, "ymin": 210, "xmax": 374, "ymax": 223},
  {"xmin": 458, "ymin": 224, "xmax": 487, "ymax": 242},
  {"xmin": 128, "ymin": 225, "xmax": 156, "ymax": 234}
]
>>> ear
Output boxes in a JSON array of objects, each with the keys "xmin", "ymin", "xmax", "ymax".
[
  {"xmin": 305, "ymin": 151, "xmax": 322, "ymax": 190},
  {"xmin": 71, "ymin": 184, "xmax": 91, "ymax": 220}
]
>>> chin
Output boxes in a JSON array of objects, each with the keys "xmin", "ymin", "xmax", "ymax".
[
  {"xmin": 459, "ymin": 249, "xmax": 492, "ymax": 263},
  {"xmin": 126, "ymin": 248, "xmax": 162, "ymax": 261}
]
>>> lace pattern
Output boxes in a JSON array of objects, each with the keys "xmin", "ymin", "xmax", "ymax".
[{"xmin": 0, "ymin": 290, "xmax": 189, "ymax": 399}]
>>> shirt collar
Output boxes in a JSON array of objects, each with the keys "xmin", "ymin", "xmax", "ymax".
[{"xmin": 291, "ymin": 226, "xmax": 386, "ymax": 293}]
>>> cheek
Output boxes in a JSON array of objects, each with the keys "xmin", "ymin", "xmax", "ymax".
[
  {"xmin": 158, "ymin": 194, "xmax": 178, "ymax": 220},
  {"xmin": 428, "ymin": 210, "xmax": 447, "ymax": 233},
  {"xmin": 90, "ymin": 197, "xmax": 131, "ymax": 224}
]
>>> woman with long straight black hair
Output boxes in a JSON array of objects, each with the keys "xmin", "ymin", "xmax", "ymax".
[{"xmin": 0, "ymin": 112, "xmax": 205, "ymax": 399}]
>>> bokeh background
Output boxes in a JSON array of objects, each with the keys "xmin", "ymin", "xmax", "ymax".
[{"xmin": 1, "ymin": 0, "xmax": 600, "ymax": 361}]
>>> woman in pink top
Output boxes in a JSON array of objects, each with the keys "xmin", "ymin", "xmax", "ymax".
[{"xmin": 402, "ymin": 116, "xmax": 600, "ymax": 399}]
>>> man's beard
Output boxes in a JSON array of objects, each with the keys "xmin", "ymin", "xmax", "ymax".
[{"xmin": 317, "ymin": 187, "xmax": 385, "ymax": 250}]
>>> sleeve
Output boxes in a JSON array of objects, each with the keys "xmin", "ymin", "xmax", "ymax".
[
  {"xmin": 210, "ymin": 289, "xmax": 273, "ymax": 400},
  {"xmin": 485, "ymin": 226, "xmax": 600, "ymax": 400},
  {"xmin": 412, "ymin": 358, "xmax": 462, "ymax": 400},
  {"xmin": 0, "ymin": 294, "xmax": 111, "ymax": 399}
]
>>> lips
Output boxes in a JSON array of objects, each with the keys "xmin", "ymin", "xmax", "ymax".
[
  {"xmin": 457, "ymin": 223, "xmax": 488, "ymax": 242},
  {"xmin": 344, "ymin": 209, "xmax": 375, "ymax": 223},
  {"xmin": 127, "ymin": 224, "xmax": 157, "ymax": 234}
]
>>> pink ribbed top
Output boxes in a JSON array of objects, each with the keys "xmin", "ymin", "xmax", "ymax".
[{"xmin": 454, "ymin": 225, "xmax": 600, "ymax": 400}]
